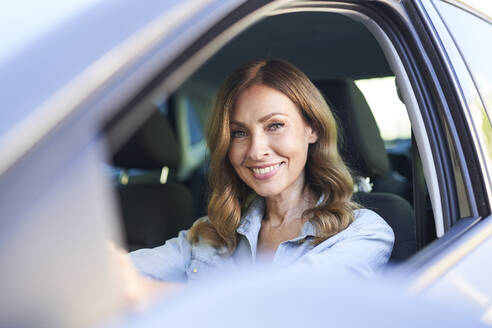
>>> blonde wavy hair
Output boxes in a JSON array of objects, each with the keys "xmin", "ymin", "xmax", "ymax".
[{"xmin": 188, "ymin": 59, "xmax": 359, "ymax": 252}]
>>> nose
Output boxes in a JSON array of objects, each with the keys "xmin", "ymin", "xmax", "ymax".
[{"xmin": 247, "ymin": 132, "xmax": 269, "ymax": 161}]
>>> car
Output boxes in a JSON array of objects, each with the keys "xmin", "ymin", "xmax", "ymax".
[{"xmin": 0, "ymin": 0, "xmax": 490, "ymax": 327}]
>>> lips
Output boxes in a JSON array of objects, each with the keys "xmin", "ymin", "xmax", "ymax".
[{"xmin": 249, "ymin": 162, "xmax": 284, "ymax": 180}]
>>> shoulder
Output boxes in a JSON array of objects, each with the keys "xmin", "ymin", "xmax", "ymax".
[
  {"xmin": 341, "ymin": 208, "xmax": 395, "ymax": 252},
  {"xmin": 345, "ymin": 208, "xmax": 395, "ymax": 239},
  {"xmin": 312, "ymin": 208, "xmax": 394, "ymax": 251},
  {"xmin": 338, "ymin": 209, "xmax": 395, "ymax": 243},
  {"xmin": 197, "ymin": 215, "xmax": 210, "ymax": 222},
  {"xmin": 187, "ymin": 216, "xmax": 229, "ymax": 260},
  {"xmin": 339, "ymin": 209, "xmax": 395, "ymax": 263},
  {"xmin": 315, "ymin": 209, "xmax": 395, "ymax": 274}
]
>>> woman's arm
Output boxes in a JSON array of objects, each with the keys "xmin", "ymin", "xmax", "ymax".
[
  {"xmin": 110, "ymin": 243, "xmax": 182, "ymax": 309},
  {"xmin": 129, "ymin": 229, "xmax": 192, "ymax": 283},
  {"xmin": 109, "ymin": 229, "xmax": 192, "ymax": 308}
]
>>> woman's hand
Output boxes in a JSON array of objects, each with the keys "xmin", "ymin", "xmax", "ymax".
[{"xmin": 108, "ymin": 243, "xmax": 180, "ymax": 310}]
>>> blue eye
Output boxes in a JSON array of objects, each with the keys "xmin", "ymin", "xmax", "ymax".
[
  {"xmin": 231, "ymin": 130, "xmax": 247, "ymax": 138},
  {"xmin": 268, "ymin": 122, "xmax": 284, "ymax": 131}
]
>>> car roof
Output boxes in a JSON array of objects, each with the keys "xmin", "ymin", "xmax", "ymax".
[{"xmin": 187, "ymin": 11, "xmax": 392, "ymax": 89}]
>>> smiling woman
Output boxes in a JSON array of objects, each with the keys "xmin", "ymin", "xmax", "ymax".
[
  {"xmin": 128, "ymin": 59, "xmax": 394, "ymax": 291},
  {"xmin": 192, "ymin": 59, "xmax": 363, "ymax": 252},
  {"xmin": 228, "ymin": 85, "xmax": 317, "ymax": 197}
]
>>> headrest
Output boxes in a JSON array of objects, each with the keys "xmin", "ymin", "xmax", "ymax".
[
  {"xmin": 113, "ymin": 108, "xmax": 180, "ymax": 169},
  {"xmin": 314, "ymin": 79, "xmax": 389, "ymax": 177}
]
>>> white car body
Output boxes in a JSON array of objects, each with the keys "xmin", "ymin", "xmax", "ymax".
[{"xmin": 0, "ymin": 0, "xmax": 490, "ymax": 326}]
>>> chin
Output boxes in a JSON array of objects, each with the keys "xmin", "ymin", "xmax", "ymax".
[{"xmin": 251, "ymin": 186, "xmax": 282, "ymax": 198}]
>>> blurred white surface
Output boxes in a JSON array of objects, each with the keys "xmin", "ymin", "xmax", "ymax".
[
  {"xmin": 114, "ymin": 265, "xmax": 485, "ymax": 328},
  {"xmin": 0, "ymin": 0, "xmax": 102, "ymax": 64},
  {"xmin": 0, "ymin": 142, "xmax": 124, "ymax": 328}
]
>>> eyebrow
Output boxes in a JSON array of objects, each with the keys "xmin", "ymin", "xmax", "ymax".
[
  {"xmin": 230, "ymin": 112, "xmax": 288, "ymax": 127},
  {"xmin": 259, "ymin": 112, "xmax": 288, "ymax": 123}
]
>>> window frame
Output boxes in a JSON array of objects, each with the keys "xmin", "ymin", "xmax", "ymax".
[{"xmin": 104, "ymin": 0, "xmax": 485, "ymax": 267}]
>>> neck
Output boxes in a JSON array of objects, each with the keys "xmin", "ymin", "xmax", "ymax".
[{"xmin": 264, "ymin": 183, "xmax": 315, "ymax": 228}]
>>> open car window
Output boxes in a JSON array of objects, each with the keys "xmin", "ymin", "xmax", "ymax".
[{"xmin": 106, "ymin": 6, "xmax": 451, "ymax": 263}]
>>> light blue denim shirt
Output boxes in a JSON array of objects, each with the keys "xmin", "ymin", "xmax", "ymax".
[{"xmin": 130, "ymin": 196, "xmax": 394, "ymax": 282}]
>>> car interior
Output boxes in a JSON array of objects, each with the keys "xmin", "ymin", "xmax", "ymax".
[{"xmin": 109, "ymin": 11, "xmax": 439, "ymax": 262}]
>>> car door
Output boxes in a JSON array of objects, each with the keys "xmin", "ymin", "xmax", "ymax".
[
  {"xmin": 1, "ymin": 0, "xmax": 490, "ymax": 326},
  {"xmin": 0, "ymin": 1, "xmax": 252, "ymax": 327},
  {"xmin": 400, "ymin": 0, "xmax": 492, "ymax": 323},
  {"xmin": 106, "ymin": 0, "xmax": 492, "ymax": 320}
]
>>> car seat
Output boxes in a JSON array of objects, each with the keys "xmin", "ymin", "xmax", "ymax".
[
  {"xmin": 315, "ymin": 79, "xmax": 411, "ymax": 200},
  {"xmin": 112, "ymin": 107, "xmax": 195, "ymax": 251},
  {"xmin": 315, "ymin": 79, "xmax": 416, "ymax": 261},
  {"xmin": 169, "ymin": 89, "xmax": 210, "ymax": 218}
]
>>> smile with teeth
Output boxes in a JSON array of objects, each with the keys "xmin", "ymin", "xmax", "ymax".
[{"xmin": 250, "ymin": 163, "xmax": 283, "ymax": 175}]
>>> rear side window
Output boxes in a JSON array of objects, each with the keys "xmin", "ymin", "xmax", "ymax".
[{"xmin": 355, "ymin": 76, "xmax": 411, "ymax": 143}]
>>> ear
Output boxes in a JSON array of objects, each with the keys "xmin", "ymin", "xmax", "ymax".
[{"xmin": 305, "ymin": 126, "xmax": 318, "ymax": 144}]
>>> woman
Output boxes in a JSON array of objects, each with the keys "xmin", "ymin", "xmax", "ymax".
[{"xmin": 125, "ymin": 59, "xmax": 394, "ymax": 299}]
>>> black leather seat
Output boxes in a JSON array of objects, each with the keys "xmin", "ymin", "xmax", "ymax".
[
  {"xmin": 315, "ymin": 79, "xmax": 411, "ymax": 201},
  {"xmin": 112, "ymin": 107, "xmax": 195, "ymax": 251},
  {"xmin": 315, "ymin": 79, "xmax": 416, "ymax": 261},
  {"xmin": 353, "ymin": 192, "xmax": 416, "ymax": 261}
]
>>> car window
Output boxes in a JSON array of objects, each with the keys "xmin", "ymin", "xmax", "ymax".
[
  {"xmin": 355, "ymin": 76, "xmax": 411, "ymax": 142},
  {"xmin": 107, "ymin": 8, "xmax": 448, "ymax": 263},
  {"xmin": 354, "ymin": 76, "xmax": 415, "ymax": 199}
]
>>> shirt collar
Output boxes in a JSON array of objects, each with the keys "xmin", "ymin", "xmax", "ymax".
[
  {"xmin": 299, "ymin": 220, "xmax": 316, "ymax": 238},
  {"xmin": 237, "ymin": 194, "xmax": 322, "ymax": 238},
  {"xmin": 298, "ymin": 193, "xmax": 324, "ymax": 238},
  {"xmin": 237, "ymin": 196, "xmax": 265, "ymax": 236}
]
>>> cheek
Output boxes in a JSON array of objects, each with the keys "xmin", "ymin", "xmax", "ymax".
[{"xmin": 272, "ymin": 132, "xmax": 309, "ymax": 158}]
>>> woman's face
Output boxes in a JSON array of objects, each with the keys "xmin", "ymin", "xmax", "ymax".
[{"xmin": 228, "ymin": 84, "xmax": 317, "ymax": 199}]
